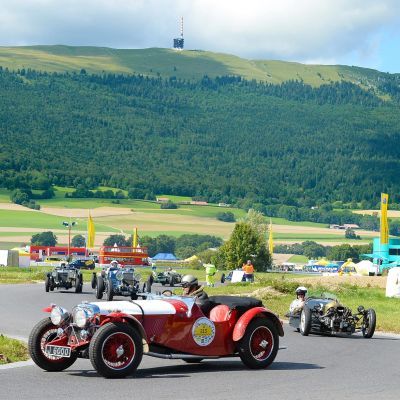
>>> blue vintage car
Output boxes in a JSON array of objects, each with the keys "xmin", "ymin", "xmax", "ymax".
[{"xmin": 94, "ymin": 266, "xmax": 141, "ymax": 301}]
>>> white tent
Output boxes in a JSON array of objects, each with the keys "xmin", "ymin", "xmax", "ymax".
[{"xmin": 355, "ymin": 260, "xmax": 378, "ymax": 276}]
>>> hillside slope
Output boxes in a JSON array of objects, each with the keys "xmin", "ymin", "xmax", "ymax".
[
  {"xmin": 0, "ymin": 45, "xmax": 389, "ymax": 88},
  {"xmin": 1, "ymin": 66, "xmax": 400, "ymax": 207}
]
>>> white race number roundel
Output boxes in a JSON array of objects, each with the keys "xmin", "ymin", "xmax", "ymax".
[{"xmin": 192, "ymin": 317, "xmax": 216, "ymax": 346}]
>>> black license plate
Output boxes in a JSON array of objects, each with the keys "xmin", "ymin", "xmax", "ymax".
[{"xmin": 45, "ymin": 345, "xmax": 71, "ymax": 358}]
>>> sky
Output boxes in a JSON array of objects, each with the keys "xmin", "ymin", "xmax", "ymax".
[{"xmin": 1, "ymin": 0, "xmax": 400, "ymax": 72}]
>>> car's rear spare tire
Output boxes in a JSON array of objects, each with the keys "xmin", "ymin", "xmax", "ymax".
[
  {"xmin": 28, "ymin": 318, "xmax": 77, "ymax": 372},
  {"xmin": 89, "ymin": 322, "xmax": 143, "ymax": 378},
  {"xmin": 238, "ymin": 318, "xmax": 279, "ymax": 369}
]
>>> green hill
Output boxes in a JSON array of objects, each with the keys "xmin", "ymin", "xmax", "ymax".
[
  {"xmin": 1, "ymin": 46, "xmax": 400, "ymax": 211},
  {"xmin": 0, "ymin": 45, "xmax": 388, "ymax": 88}
]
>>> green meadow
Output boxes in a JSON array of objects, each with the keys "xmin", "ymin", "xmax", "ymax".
[{"xmin": 0, "ymin": 46, "xmax": 382, "ymax": 88}]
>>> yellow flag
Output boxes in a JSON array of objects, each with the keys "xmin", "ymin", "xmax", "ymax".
[
  {"xmin": 87, "ymin": 212, "xmax": 95, "ymax": 248},
  {"xmin": 133, "ymin": 227, "xmax": 138, "ymax": 248},
  {"xmin": 380, "ymin": 193, "xmax": 389, "ymax": 244},
  {"xmin": 268, "ymin": 219, "xmax": 274, "ymax": 255}
]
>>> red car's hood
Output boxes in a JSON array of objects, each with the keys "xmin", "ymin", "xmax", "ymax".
[{"xmin": 90, "ymin": 300, "xmax": 177, "ymax": 316}]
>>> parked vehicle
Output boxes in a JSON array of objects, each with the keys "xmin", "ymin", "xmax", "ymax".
[
  {"xmin": 45, "ymin": 265, "xmax": 83, "ymax": 293},
  {"xmin": 69, "ymin": 259, "xmax": 95, "ymax": 270},
  {"xmin": 220, "ymin": 270, "xmax": 246, "ymax": 283},
  {"xmin": 28, "ymin": 294, "xmax": 283, "ymax": 378},
  {"xmin": 287, "ymin": 292, "xmax": 376, "ymax": 338},
  {"xmin": 92, "ymin": 266, "xmax": 141, "ymax": 301},
  {"xmin": 43, "ymin": 257, "xmax": 65, "ymax": 264}
]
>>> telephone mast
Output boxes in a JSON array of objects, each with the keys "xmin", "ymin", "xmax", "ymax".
[{"xmin": 173, "ymin": 16, "xmax": 184, "ymax": 50}]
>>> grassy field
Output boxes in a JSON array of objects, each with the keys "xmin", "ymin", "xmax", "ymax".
[
  {"xmin": 288, "ymin": 255, "xmax": 308, "ymax": 263},
  {"xmin": 0, "ymin": 335, "xmax": 29, "ymax": 364},
  {"xmin": 0, "ymin": 46, "xmax": 383, "ymax": 89},
  {"xmin": 0, "ymin": 210, "xmax": 116, "ymax": 232}
]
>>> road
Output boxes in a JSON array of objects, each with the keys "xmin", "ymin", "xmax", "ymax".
[{"xmin": 0, "ymin": 283, "xmax": 399, "ymax": 400}]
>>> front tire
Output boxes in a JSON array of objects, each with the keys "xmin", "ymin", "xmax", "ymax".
[
  {"xmin": 89, "ymin": 322, "xmax": 143, "ymax": 378},
  {"xmin": 106, "ymin": 280, "xmax": 114, "ymax": 301},
  {"xmin": 45, "ymin": 276, "xmax": 50, "ymax": 292},
  {"xmin": 75, "ymin": 275, "xmax": 82, "ymax": 293},
  {"xmin": 238, "ymin": 318, "xmax": 279, "ymax": 369},
  {"xmin": 91, "ymin": 273, "xmax": 97, "ymax": 289},
  {"xmin": 28, "ymin": 318, "xmax": 77, "ymax": 372},
  {"xmin": 299, "ymin": 307, "xmax": 312, "ymax": 336},
  {"xmin": 362, "ymin": 309, "xmax": 376, "ymax": 338},
  {"xmin": 96, "ymin": 276, "xmax": 105, "ymax": 299}
]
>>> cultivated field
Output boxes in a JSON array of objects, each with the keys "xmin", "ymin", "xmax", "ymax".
[{"xmin": 0, "ymin": 187, "xmax": 379, "ymax": 247}]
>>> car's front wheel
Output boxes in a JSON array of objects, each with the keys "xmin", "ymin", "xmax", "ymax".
[
  {"xmin": 89, "ymin": 322, "xmax": 143, "ymax": 378},
  {"xmin": 106, "ymin": 279, "xmax": 114, "ymax": 301},
  {"xmin": 45, "ymin": 276, "xmax": 50, "ymax": 292},
  {"xmin": 91, "ymin": 273, "xmax": 97, "ymax": 289},
  {"xmin": 75, "ymin": 275, "xmax": 82, "ymax": 293},
  {"xmin": 362, "ymin": 308, "xmax": 376, "ymax": 338},
  {"xmin": 238, "ymin": 318, "xmax": 279, "ymax": 369},
  {"xmin": 299, "ymin": 307, "xmax": 312, "ymax": 336},
  {"xmin": 96, "ymin": 276, "xmax": 104, "ymax": 299},
  {"xmin": 28, "ymin": 318, "xmax": 77, "ymax": 372}
]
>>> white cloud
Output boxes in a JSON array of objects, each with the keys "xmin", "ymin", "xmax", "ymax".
[{"xmin": 0, "ymin": 0, "xmax": 399, "ymax": 67}]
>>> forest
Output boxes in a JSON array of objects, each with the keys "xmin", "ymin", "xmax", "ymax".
[{"xmin": 2, "ymin": 67, "xmax": 400, "ymax": 210}]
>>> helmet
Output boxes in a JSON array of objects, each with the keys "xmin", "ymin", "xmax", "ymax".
[
  {"xmin": 181, "ymin": 274, "xmax": 198, "ymax": 288},
  {"xmin": 295, "ymin": 286, "xmax": 307, "ymax": 296},
  {"xmin": 110, "ymin": 260, "xmax": 118, "ymax": 265}
]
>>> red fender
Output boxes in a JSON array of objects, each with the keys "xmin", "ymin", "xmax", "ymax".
[
  {"xmin": 42, "ymin": 305, "xmax": 55, "ymax": 313},
  {"xmin": 232, "ymin": 307, "xmax": 284, "ymax": 342},
  {"xmin": 101, "ymin": 312, "xmax": 149, "ymax": 351}
]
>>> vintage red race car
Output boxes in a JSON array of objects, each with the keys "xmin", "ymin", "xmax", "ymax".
[{"xmin": 28, "ymin": 294, "xmax": 284, "ymax": 378}]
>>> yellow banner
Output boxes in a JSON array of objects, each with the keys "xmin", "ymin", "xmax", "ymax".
[
  {"xmin": 133, "ymin": 227, "xmax": 138, "ymax": 248},
  {"xmin": 87, "ymin": 212, "xmax": 95, "ymax": 248},
  {"xmin": 268, "ymin": 219, "xmax": 273, "ymax": 255},
  {"xmin": 380, "ymin": 193, "xmax": 389, "ymax": 244}
]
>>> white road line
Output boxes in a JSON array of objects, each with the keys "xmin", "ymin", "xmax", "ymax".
[{"xmin": 0, "ymin": 360, "xmax": 33, "ymax": 370}]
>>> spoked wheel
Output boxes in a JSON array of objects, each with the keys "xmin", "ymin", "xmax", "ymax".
[
  {"xmin": 362, "ymin": 309, "xmax": 376, "ymax": 338},
  {"xmin": 89, "ymin": 322, "xmax": 143, "ymax": 378},
  {"xmin": 28, "ymin": 318, "xmax": 77, "ymax": 372},
  {"xmin": 238, "ymin": 318, "xmax": 279, "ymax": 369}
]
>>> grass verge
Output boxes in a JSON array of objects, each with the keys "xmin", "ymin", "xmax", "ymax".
[{"xmin": 0, "ymin": 335, "xmax": 29, "ymax": 364}]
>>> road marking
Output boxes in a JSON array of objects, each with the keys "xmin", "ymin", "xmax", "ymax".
[{"xmin": 0, "ymin": 359, "xmax": 34, "ymax": 370}]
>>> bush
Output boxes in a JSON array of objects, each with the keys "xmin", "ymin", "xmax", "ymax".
[
  {"xmin": 216, "ymin": 211, "xmax": 235, "ymax": 222},
  {"xmin": 160, "ymin": 201, "xmax": 178, "ymax": 209}
]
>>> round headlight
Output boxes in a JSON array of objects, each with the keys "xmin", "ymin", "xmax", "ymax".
[
  {"xmin": 116, "ymin": 271, "xmax": 123, "ymax": 281},
  {"xmin": 50, "ymin": 306, "xmax": 69, "ymax": 326},
  {"xmin": 73, "ymin": 307, "xmax": 88, "ymax": 328}
]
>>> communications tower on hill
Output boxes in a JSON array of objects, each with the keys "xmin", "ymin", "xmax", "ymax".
[{"xmin": 173, "ymin": 17, "xmax": 184, "ymax": 50}]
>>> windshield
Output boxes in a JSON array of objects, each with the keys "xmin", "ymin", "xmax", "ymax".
[{"xmin": 308, "ymin": 292, "xmax": 338, "ymax": 301}]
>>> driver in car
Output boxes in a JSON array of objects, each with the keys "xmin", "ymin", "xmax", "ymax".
[
  {"xmin": 181, "ymin": 275, "xmax": 211, "ymax": 315},
  {"xmin": 288, "ymin": 286, "xmax": 308, "ymax": 315}
]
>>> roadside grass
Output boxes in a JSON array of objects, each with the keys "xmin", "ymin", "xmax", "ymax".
[
  {"xmin": 1, "ymin": 266, "xmax": 399, "ymax": 333},
  {"xmin": 0, "ymin": 335, "xmax": 29, "ymax": 364}
]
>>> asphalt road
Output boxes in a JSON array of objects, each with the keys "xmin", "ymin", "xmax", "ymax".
[{"xmin": 0, "ymin": 283, "xmax": 399, "ymax": 400}]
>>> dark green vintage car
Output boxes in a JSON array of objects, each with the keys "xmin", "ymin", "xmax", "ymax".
[
  {"xmin": 151, "ymin": 268, "xmax": 182, "ymax": 286},
  {"xmin": 287, "ymin": 293, "xmax": 376, "ymax": 338}
]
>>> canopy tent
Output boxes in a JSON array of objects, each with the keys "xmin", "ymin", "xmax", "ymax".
[{"xmin": 152, "ymin": 253, "xmax": 178, "ymax": 261}]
